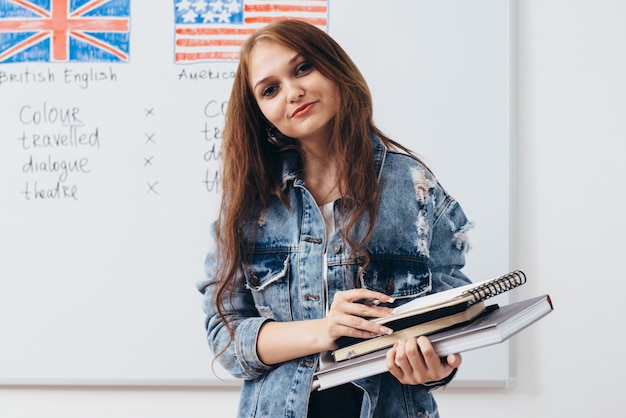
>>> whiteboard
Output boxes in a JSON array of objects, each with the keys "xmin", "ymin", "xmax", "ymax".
[{"xmin": 0, "ymin": 0, "xmax": 515, "ymax": 387}]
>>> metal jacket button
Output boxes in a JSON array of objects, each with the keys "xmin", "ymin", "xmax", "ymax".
[
  {"xmin": 384, "ymin": 277, "xmax": 395, "ymax": 294},
  {"xmin": 248, "ymin": 271, "xmax": 260, "ymax": 287}
]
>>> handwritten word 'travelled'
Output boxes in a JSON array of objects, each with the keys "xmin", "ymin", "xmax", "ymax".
[{"xmin": 18, "ymin": 125, "xmax": 100, "ymax": 150}]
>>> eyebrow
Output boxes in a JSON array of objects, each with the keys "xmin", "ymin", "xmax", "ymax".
[{"xmin": 252, "ymin": 52, "xmax": 303, "ymax": 92}]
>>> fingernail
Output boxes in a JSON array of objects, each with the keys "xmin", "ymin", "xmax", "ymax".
[{"xmin": 381, "ymin": 326, "xmax": 393, "ymax": 335}]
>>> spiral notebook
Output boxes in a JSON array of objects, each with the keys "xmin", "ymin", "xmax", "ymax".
[
  {"xmin": 377, "ymin": 270, "xmax": 526, "ymax": 324},
  {"xmin": 332, "ymin": 270, "xmax": 527, "ymax": 362}
]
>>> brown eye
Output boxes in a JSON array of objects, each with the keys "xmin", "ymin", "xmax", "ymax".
[
  {"xmin": 262, "ymin": 85, "xmax": 279, "ymax": 97},
  {"xmin": 295, "ymin": 62, "xmax": 312, "ymax": 75}
]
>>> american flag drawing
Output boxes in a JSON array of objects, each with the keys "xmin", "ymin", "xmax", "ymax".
[
  {"xmin": 174, "ymin": 0, "xmax": 328, "ymax": 62},
  {"xmin": 0, "ymin": 0, "xmax": 130, "ymax": 63}
]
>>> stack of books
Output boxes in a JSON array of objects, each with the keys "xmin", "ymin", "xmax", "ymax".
[{"xmin": 312, "ymin": 271, "xmax": 553, "ymax": 391}]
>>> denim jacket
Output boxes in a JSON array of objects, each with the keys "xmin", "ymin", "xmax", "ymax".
[{"xmin": 197, "ymin": 136, "xmax": 473, "ymax": 418}]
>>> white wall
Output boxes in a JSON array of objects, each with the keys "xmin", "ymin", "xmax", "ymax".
[
  {"xmin": 439, "ymin": 0, "xmax": 626, "ymax": 416},
  {"xmin": 1, "ymin": 1, "xmax": 624, "ymax": 416}
]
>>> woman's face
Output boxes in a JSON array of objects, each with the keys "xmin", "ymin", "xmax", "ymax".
[{"xmin": 247, "ymin": 40, "xmax": 339, "ymax": 148}]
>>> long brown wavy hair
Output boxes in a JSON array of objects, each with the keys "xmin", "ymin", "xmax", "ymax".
[{"xmin": 213, "ymin": 19, "xmax": 414, "ymax": 345}]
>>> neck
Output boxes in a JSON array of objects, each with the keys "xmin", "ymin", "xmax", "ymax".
[{"xmin": 301, "ymin": 154, "xmax": 340, "ymax": 206}]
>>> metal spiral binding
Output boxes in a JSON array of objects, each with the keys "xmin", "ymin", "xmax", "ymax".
[{"xmin": 464, "ymin": 270, "xmax": 527, "ymax": 305}]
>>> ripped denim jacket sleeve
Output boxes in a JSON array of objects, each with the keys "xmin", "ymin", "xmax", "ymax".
[
  {"xmin": 196, "ymin": 223, "xmax": 274, "ymax": 380},
  {"xmin": 427, "ymin": 177, "xmax": 474, "ymax": 292}
]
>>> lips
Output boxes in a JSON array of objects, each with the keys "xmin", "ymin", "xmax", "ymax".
[{"xmin": 291, "ymin": 102, "xmax": 315, "ymax": 118}]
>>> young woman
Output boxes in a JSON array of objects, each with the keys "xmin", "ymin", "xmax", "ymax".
[{"xmin": 197, "ymin": 19, "xmax": 473, "ymax": 418}]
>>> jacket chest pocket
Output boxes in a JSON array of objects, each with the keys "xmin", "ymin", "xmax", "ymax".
[
  {"xmin": 242, "ymin": 251, "xmax": 291, "ymax": 321},
  {"xmin": 358, "ymin": 256, "xmax": 432, "ymax": 306}
]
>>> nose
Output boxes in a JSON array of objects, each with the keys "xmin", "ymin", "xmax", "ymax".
[{"xmin": 285, "ymin": 80, "xmax": 304, "ymax": 102}]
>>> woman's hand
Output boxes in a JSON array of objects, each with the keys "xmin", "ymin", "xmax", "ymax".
[
  {"xmin": 386, "ymin": 336, "xmax": 461, "ymax": 385},
  {"xmin": 320, "ymin": 289, "xmax": 395, "ymax": 350},
  {"xmin": 257, "ymin": 288, "xmax": 394, "ymax": 365}
]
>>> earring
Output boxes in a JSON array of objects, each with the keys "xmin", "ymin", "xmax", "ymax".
[{"xmin": 267, "ymin": 126, "xmax": 279, "ymax": 145}]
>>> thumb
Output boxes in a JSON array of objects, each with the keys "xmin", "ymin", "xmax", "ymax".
[{"xmin": 446, "ymin": 353, "xmax": 462, "ymax": 368}]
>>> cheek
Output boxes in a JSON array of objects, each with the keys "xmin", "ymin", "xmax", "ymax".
[
  {"xmin": 258, "ymin": 102, "xmax": 282, "ymax": 126},
  {"xmin": 329, "ymin": 86, "xmax": 340, "ymax": 112}
]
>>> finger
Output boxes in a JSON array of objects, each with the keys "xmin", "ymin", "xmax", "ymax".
[
  {"xmin": 325, "ymin": 306, "xmax": 391, "ymax": 339},
  {"xmin": 328, "ymin": 292, "xmax": 393, "ymax": 335},
  {"xmin": 416, "ymin": 336, "xmax": 443, "ymax": 367},
  {"xmin": 334, "ymin": 289, "xmax": 396, "ymax": 305},
  {"xmin": 340, "ymin": 299, "xmax": 394, "ymax": 320},
  {"xmin": 332, "ymin": 312, "xmax": 394, "ymax": 338},
  {"xmin": 391, "ymin": 339, "xmax": 425, "ymax": 385},
  {"xmin": 399, "ymin": 337, "xmax": 425, "ymax": 371},
  {"xmin": 385, "ymin": 342, "xmax": 405, "ymax": 379},
  {"xmin": 446, "ymin": 353, "xmax": 463, "ymax": 368},
  {"xmin": 417, "ymin": 336, "xmax": 456, "ymax": 378},
  {"xmin": 415, "ymin": 336, "xmax": 461, "ymax": 368}
]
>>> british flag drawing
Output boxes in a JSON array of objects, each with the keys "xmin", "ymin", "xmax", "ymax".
[
  {"xmin": 0, "ymin": 0, "xmax": 130, "ymax": 63},
  {"xmin": 174, "ymin": 0, "xmax": 328, "ymax": 62}
]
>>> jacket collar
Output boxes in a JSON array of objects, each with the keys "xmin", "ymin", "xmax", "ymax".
[{"xmin": 280, "ymin": 135, "xmax": 388, "ymax": 190}]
